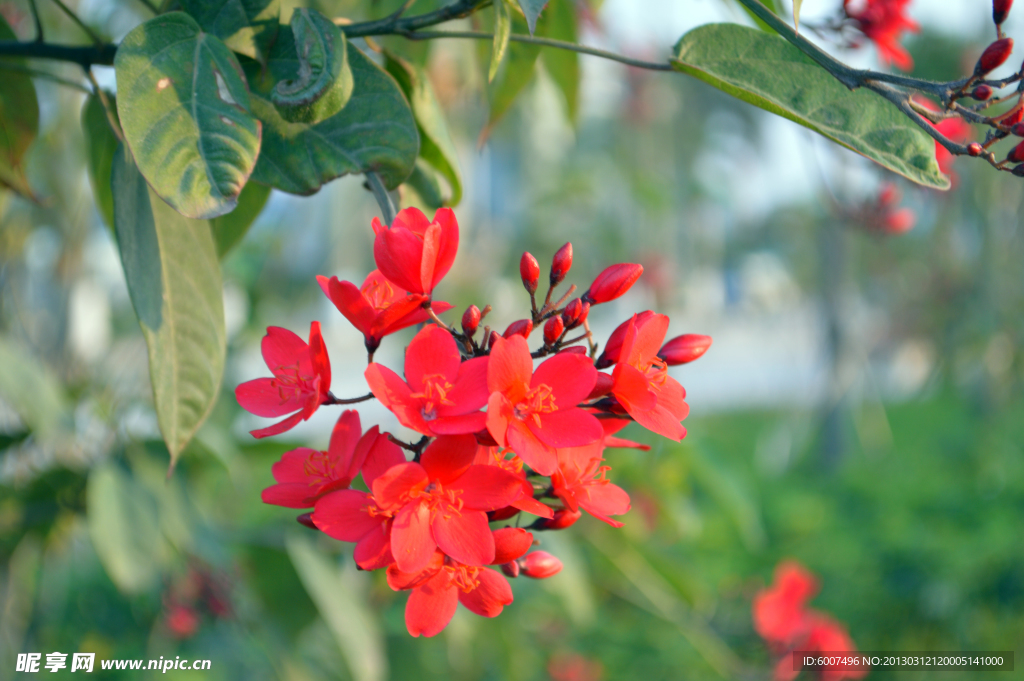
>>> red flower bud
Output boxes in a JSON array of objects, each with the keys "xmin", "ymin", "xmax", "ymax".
[
  {"xmin": 587, "ymin": 372, "xmax": 614, "ymax": 399},
  {"xmin": 999, "ymin": 103, "xmax": 1024, "ymax": 127},
  {"xmin": 972, "ymin": 84, "xmax": 994, "ymax": 100},
  {"xmin": 462, "ymin": 305, "xmax": 481, "ymax": 336},
  {"xmin": 1013, "ymin": 123, "xmax": 1024, "ymax": 136},
  {"xmin": 883, "ymin": 208, "xmax": 916, "ymax": 234},
  {"xmin": 297, "ymin": 512, "xmax": 317, "ymax": 529},
  {"xmin": 877, "ymin": 182, "xmax": 899, "ymax": 207},
  {"xmin": 1012, "ymin": 163, "xmax": 1024, "ymax": 177},
  {"xmin": 503, "ymin": 319, "xmax": 533, "ymax": 339},
  {"xmin": 550, "ymin": 242, "xmax": 573, "ymax": 285},
  {"xmin": 487, "ymin": 330, "xmax": 500, "ymax": 350},
  {"xmin": 1007, "ymin": 139, "xmax": 1024, "ymax": 163},
  {"xmin": 500, "ymin": 561, "xmax": 520, "ymax": 578},
  {"xmin": 519, "ymin": 551, "xmax": 563, "ymax": 579},
  {"xmin": 976, "ymin": 38, "xmax": 1014, "ymax": 75},
  {"xmin": 559, "ymin": 346, "xmax": 587, "ymax": 355},
  {"xmin": 493, "ymin": 527, "xmax": 534, "ymax": 564},
  {"xmin": 658, "ymin": 334, "xmax": 712, "ymax": 366},
  {"xmin": 583, "ymin": 263, "xmax": 644, "ymax": 304},
  {"xmin": 543, "ymin": 316, "xmax": 564, "ymax": 345},
  {"xmin": 967, "ymin": 142, "xmax": 984, "ymax": 156},
  {"xmin": 561, "ymin": 299, "xmax": 589, "ymax": 329},
  {"xmin": 994, "ymin": 0, "xmax": 1013, "ymax": 25},
  {"xmin": 534, "ymin": 508, "xmax": 582, "ymax": 530},
  {"xmin": 520, "ymin": 252, "xmax": 540, "ymax": 294}
]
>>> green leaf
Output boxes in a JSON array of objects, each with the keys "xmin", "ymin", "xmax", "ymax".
[
  {"xmin": 271, "ymin": 9, "xmax": 353, "ymax": 124},
  {"xmin": 516, "ymin": 0, "xmax": 550, "ymax": 34},
  {"xmin": 82, "ymin": 94, "xmax": 119, "ymax": 230},
  {"xmin": 180, "ymin": 0, "xmax": 280, "ymax": 62},
  {"xmin": 729, "ymin": 0, "xmax": 780, "ymax": 33},
  {"xmin": 210, "ymin": 179, "xmax": 270, "ymax": 256},
  {"xmin": 0, "ymin": 15, "xmax": 39, "ymax": 198},
  {"xmin": 246, "ymin": 41, "xmax": 418, "ymax": 193},
  {"xmin": 286, "ymin": 533, "xmax": 387, "ymax": 681},
  {"xmin": 112, "ymin": 145, "xmax": 226, "ymax": 464},
  {"xmin": 490, "ymin": 0, "xmax": 513, "ymax": 82},
  {"xmin": 0, "ymin": 336, "xmax": 68, "ymax": 439},
  {"xmin": 87, "ymin": 463, "xmax": 168, "ymax": 593},
  {"xmin": 484, "ymin": 14, "xmax": 541, "ymax": 133},
  {"xmin": 114, "ymin": 12, "xmax": 263, "ymax": 219},
  {"xmin": 384, "ymin": 52, "xmax": 462, "ymax": 205},
  {"xmin": 671, "ymin": 23, "xmax": 948, "ymax": 189},
  {"xmin": 538, "ymin": 0, "xmax": 579, "ymax": 122}
]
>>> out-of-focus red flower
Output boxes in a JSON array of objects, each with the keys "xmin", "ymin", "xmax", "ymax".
[
  {"xmin": 802, "ymin": 614, "xmax": 869, "ymax": 681},
  {"xmin": 883, "ymin": 207, "xmax": 916, "ymax": 233},
  {"xmin": 551, "ymin": 442, "xmax": 631, "ymax": 527},
  {"xmin": 165, "ymin": 605, "xmax": 200, "ymax": 639},
  {"xmin": 261, "ymin": 410, "xmax": 374, "ymax": 508},
  {"xmin": 844, "ymin": 0, "xmax": 919, "ymax": 71},
  {"xmin": 753, "ymin": 561, "xmax": 820, "ymax": 646},
  {"xmin": 365, "ymin": 325, "xmax": 490, "ymax": 436},
  {"xmin": 610, "ymin": 313, "xmax": 689, "ymax": 441},
  {"xmin": 235, "ymin": 323, "xmax": 331, "ymax": 438},
  {"xmin": 934, "ymin": 117, "xmax": 972, "ymax": 175},
  {"xmin": 372, "ymin": 207, "xmax": 458, "ymax": 295},
  {"xmin": 548, "ymin": 652, "xmax": 605, "ymax": 681},
  {"xmin": 485, "ymin": 335, "xmax": 603, "ymax": 476},
  {"xmin": 317, "ymin": 270, "xmax": 451, "ymax": 353}
]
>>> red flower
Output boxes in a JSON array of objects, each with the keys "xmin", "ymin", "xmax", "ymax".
[
  {"xmin": 261, "ymin": 410, "xmax": 373, "ymax": 508},
  {"xmin": 485, "ymin": 336, "xmax": 604, "ymax": 476},
  {"xmin": 845, "ymin": 0, "xmax": 919, "ymax": 71},
  {"xmin": 317, "ymin": 270, "xmax": 452, "ymax": 353},
  {"xmin": 235, "ymin": 323, "xmax": 331, "ymax": 438},
  {"xmin": 610, "ymin": 313, "xmax": 689, "ymax": 441},
  {"xmin": 473, "ymin": 446, "xmax": 555, "ymax": 519},
  {"xmin": 753, "ymin": 560, "xmax": 820, "ymax": 646},
  {"xmin": 801, "ymin": 614, "xmax": 868, "ymax": 681},
  {"xmin": 311, "ymin": 432, "xmax": 407, "ymax": 570},
  {"xmin": 372, "ymin": 207, "xmax": 458, "ymax": 295},
  {"xmin": 365, "ymin": 325, "xmax": 490, "ymax": 436},
  {"xmin": 551, "ymin": 441, "xmax": 631, "ymax": 527},
  {"xmin": 387, "ymin": 528, "xmax": 532, "ymax": 637}
]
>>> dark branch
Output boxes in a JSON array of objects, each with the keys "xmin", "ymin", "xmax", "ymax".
[{"xmin": 0, "ymin": 40, "xmax": 116, "ymax": 66}]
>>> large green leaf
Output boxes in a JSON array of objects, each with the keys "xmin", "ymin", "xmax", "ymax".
[
  {"xmin": 112, "ymin": 145, "xmax": 226, "ymax": 464},
  {"xmin": 271, "ymin": 9, "xmax": 352, "ymax": 124},
  {"xmin": 671, "ymin": 23, "xmax": 948, "ymax": 189},
  {"xmin": 384, "ymin": 52, "xmax": 462, "ymax": 205},
  {"xmin": 490, "ymin": 0, "xmax": 513, "ymax": 82},
  {"xmin": 82, "ymin": 94, "xmax": 119, "ymax": 230},
  {"xmin": 0, "ymin": 336, "xmax": 68, "ymax": 439},
  {"xmin": 115, "ymin": 12, "xmax": 263, "ymax": 219},
  {"xmin": 180, "ymin": 0, "xmax": 280, "ymax": 61},
  {"xmin": 246, "ymin": 40, "xmax": 418, "ymax": 193},
  {"xmin": 286, "ymin": 533, "xmax": 387, "ymax": 681},
  {"xmin": 539, "ymin": 0, "xmax": 579, "ymax": 122},
  {"xmin": 210, "ymin": 179, "xmax": 270, "ymax": 256},
  {"xmin": 87, "ymin": 463, "xmax": 168, "ymax": 593},
  {"xmin": 516, "ymin": 0, "xmax": 550, "ymax": 34},
  {"xmin": 0, "ymin": 15, "xmax": 39, "ymax": 197}
]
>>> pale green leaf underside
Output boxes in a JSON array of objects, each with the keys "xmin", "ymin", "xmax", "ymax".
[
  {"xmin": 112, "ymin": 146, "xmax": 226, "ymax": 463},
  {"xmin": 672, "ymin": 23, "xmax": 948, "ymax": 189},
  {"xmin": 247, "ymin": 41, "xmax": 418, "ymax": 193},
  {"xmin": 115, "ymin": 12, "xmax": 262, "ymax": 219},
  {"xmin": 516, "ymin": 0, "xmax": 549, "ymax": 34}
]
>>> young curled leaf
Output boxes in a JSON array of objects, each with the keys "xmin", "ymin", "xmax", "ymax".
[{"xmin": 271, "ymin": 8, "xmax": 353, "ymax": 124}]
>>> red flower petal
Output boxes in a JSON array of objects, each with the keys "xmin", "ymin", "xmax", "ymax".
[
  {"xmin": 372, "ymin": 462, "xmax": 429, "ymax": 509},
  {"xmin": 579, "ymin": 481, "xmax": 631, "ymax": 520},
  {"xmin": 506, "ymin": 417, "xmax": 558, "ymax": 476},
  {"xmin": 421, "ymin": 434, "xmax": 478, "ymax": 484},
  {"xmin": 261, "ymin": 326, "xmax": 309, "ymax": 374},
  {"xmin": 405, "ymin": 325, "xmax": 462, "ymax": 391},
  {"xmin": 531, "ymin": 352, "xmax": 597, "ymax": 408},
  {"xmin": 430, "ymin": 208, "xmax": 459, "ymax": 290},
  {"xmin": 612, "ymin": 363, "xmax": 657, "ymax": 412},
  {"xmin": 359, "ymin": 428, "xmax": 407, "ymax": 489},
  {"xmin": 512, "ymin": 494, "xmax": 555, "ymax": 518},
  {"xmin": 492, "ymin": 527, "xmax": 534, "ymax": 564},
  {"xmin": 487, "ymin": 335, "xmax": 533, "ymax": 403},
  {"xmin": 261, "ymin": 482, "xmax": 316, "ymax": 508},
  {"xmin": 270, "ymin": 447, "xmax": 319, "ymax": 483},
  {"xmin": 249, "ymin": 411, "xmax": 305, "ymax": 439},
  {"xmin": 320, "ymin": 276, "xmax": 375, "ymax": 338},
  {"xmin": 430, "ymin": 412, "xmax": 488, "ymax": 435},
  {"xmin": 375, "ymin": 223, "xmax": 428, "ymax": 294},
  {"xmin": 441, "ymin": 356, "xmax": 490, "ymax": 415},
  {"xmin": 365, "ymin": 363, "xmax": 430, "ymax": 434},
  {"xmin": 328, "ymin": 410, "xmax": 363, "ymax": 481},
  {"xmin": 236, "ymin": 378, "xmax": 306, "ymax": 417},
  {"xmin": 452, "ymin": 465, "xmax": 529, "ymax": 511},
  {"xmin": 392, "ymin": 501, "xmax": 436, "ymax": 573},
  {"xmin": 533, "ymin": 408, "xmax": 604, "ymax": 449},
  {"xmin": 458, "ymin": 568, "xmax": 512, "ymax": 618},
  {"xmin": 432, "ymin": 510, "xmax": 494, "ymax": 566},
  {"xmin": 353, "ymin": 522, "xmax": 394, "ymax": 571},
  {"xmin": 312, "ymin": 490, "xmax": 381, "ymax": 542},
  {"xmin": 307, "ymin": 321, "xmax": 331, "ymax": 397},
  {"xmin": 405, "ymin": 571, "xmax": 457, "ymax": 637}
]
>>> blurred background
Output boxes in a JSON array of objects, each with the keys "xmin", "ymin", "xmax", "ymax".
[{"xmin": 1, "ymin": 0, "xmax": 1023, "ymax": 679}]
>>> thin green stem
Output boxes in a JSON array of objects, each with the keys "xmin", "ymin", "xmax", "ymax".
[
  {"xmin": 85, "ymin": 68, "xmax": 124, "ymax": 143},
  {"xmin": 398, "ymin": 29, "xmax": 674, "ymax": 71},
  {"xmin": 0, "ymin": 61, "xmax": 91, "ymax": 92},
  {"xmin": 28, "ymin": 0, "xmax": 45, "ymax": 42},
  {"xmin": 365, "ymin": 171, "xmax": 397, "ymax": 226},
  {"xmin": 47, "ymin": 0, "xmax": 104, "ymax": 46}
]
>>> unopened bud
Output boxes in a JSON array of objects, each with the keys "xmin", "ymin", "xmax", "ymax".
[
  {"xmin": 550, "ymin": 242, "xmax": 573, "ymax": 285},
  {"xmin": 561, "ymin": 299, "xmax": 589, "ymax": 329},
  {"xmin": 503, "ymin": 319, "xmax": 533, "ymax": 339},
  {"xmin": 487, "ymin": 330, "xmax": 500, "ymax": 349},
  {"xmin": 583, "ymin": 263, "xmax": 644, "ymax": 305},
  {"xmin": 493, "ymin": 527, "xmax": 534, "ymax": 563},
  {"xmin": 1013, "ymin": 123, "xmax": 1024, "ymax": 136},
  {"xmin": 994, "ymin": 0, "xmax": 1013, "ymax": 25},
  {"xmin": 967, "ymin": 142, "xmax": 984, "ymax": 156},
  {"xmin": 488, "ymin": 505, "xmax": 521, "ymax": 521},
  {"xmin": 1007, "ymin": 139, "xmax": 1024, "ymax": 163},
  {"xmin": 999, "ymin": 104, "xmax": 1024, "ymax": 127},
  {"xmin": 534, "ymin": 507, "xmax": 582, "ymax": 530},
  {"xmin": 976, "ymin": 38, "xmax": 1014, "ymax": 75},
  {"xmin": 520, "ymin": 252, "xmax": 540, "ymax": 294},
  {"xmin": 462, "ymin": 305, "xmax": 481, "ymax": 336},
  {"xmin": 297, "ymin": 512, "xmax": 317, "ymax": 530},
  {"xmin": 972, "ymin": 84, "xmax": 994, "ymax": 100},
  {"xmin": 883, "ymin": 208, "xmax": 916, "ymax": 234},
  {"xmin": 1013, "ymin": 163, "xmax": 1024, "ymax": 176},
  {"xmin": 543, "ymin": 316, "xmax": 564, "ymax": 345},
  {"xmin": 500, "ymin": 561, "xmax": 520, "ymax": 578},
  {"xmin": 658, "ymin": 334, "xmax": 712, "ymax": 366},
  {"xmin": 587, "ymin": 372, "xmax": 614, "ymax": 399},
  {"xmin": 519, "ymin": 551, "xmax": 563, "ymax": 579}
]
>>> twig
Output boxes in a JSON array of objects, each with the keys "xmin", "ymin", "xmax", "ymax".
[
  {"xmin": 365, "ymin": 171, "xmax": 397, "ymax": 226},
  {"xmin": 28, "ymin": 0, "xmax": 44, "ymax": 42},
  {"xmin": 323, "ymin": 391, "xmax": 375, "ymax": 405},
  {"xmin": 84, "ymin": 69, "xmax": 124, "ymax": 142},
  {"xmin": 0, "ymin": 41, "xmax": 116, "ymax": 66}
]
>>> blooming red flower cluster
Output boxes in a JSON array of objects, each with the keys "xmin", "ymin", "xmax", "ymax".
[
  {"xmin": 844, "ymin": 0, "xmax": 919, "ymax": 71},
  {"xmin": 238, "ymin": 207, "xmax": 711, "ymax": 637},
  {"xmin": 753, "ymin": 561, "xmax": 866, "ymax": 681}
]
